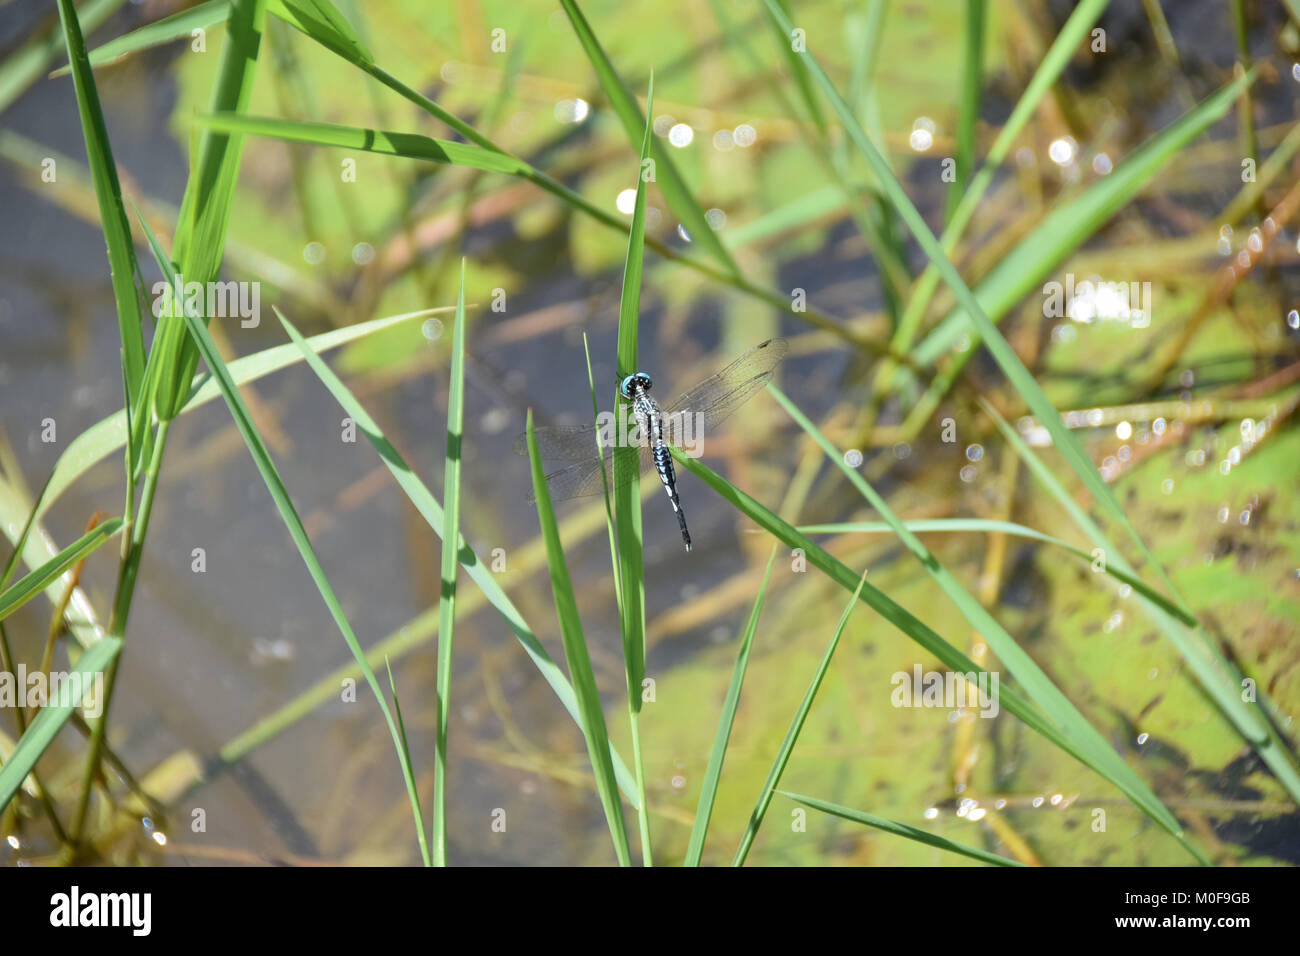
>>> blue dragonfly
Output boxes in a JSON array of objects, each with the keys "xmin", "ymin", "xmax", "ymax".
[{"xmin": 518, "ymin": 338, "xmax": 788, "ymax": 551}]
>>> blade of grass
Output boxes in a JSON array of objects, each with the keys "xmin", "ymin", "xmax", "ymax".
[
  {"xmin": 796, "ymin": 518, "xmax": 1194, "ymax": 627},
  {"xmin": 53, "ymin": 0, "xmax": 369, "ymax": 76},
  {"xmin": 705, "ymin": 0, "xmax": 910, "ymax": 320},
  {"xmin": 227, "ymin": 12, "xmax": 917, "ymax": 354},
  {"xmin": 264, "ymin": 0, "xmax": 372, "ymax": 65},
  {"xmin": 673, "ymin": 448, "xmax": 1203, "ymax": 859},
  {"xmin": 54, "ymin": 0, "xmax": 147, "ymax": 462},
  {"xmin": 558, "ymin": 0, "xmax": 738, "ymax": 278},
  {"xmin": 525, "ymin": 409, "xmax": 632, "ymax": 865},
  {"xmin": 0, "ymin": 636, "xmax": 122, "ymax": 814},
  {"xmin": 195, "ymin": 112, "xmax": 532, "ymax": 173},
  {"xmin": 734, "ymin": 567, "xmax": 869, "ymax": 865},
  {"xmin": 50, "ymin": 0, "xmax": 229, "ymax": 75},
  {"xmin": 431, "ymin": 260, "xmax": 467, "ymax": 867},
  {"xmin": 0, "ymin": 519, "xmax": 124, "ymax": 623},
  {"xmin": 685, "ymin": 545, "xmax": 777, "ymax": 866},
  {"xmin": 947, "ymin": 0, "xmax": 985, "ymax": 223},
  {"xmin": 191, "ymin": 112, "xmax": 883, "ymax": 353},
  {"xmin": 0, "ymin": 0, "xmax": 123, "ymax": 114},
  {"xmin": 778, "ymin": 791, "xmax": 1025, "ymax": 866},
  {"xmin": 0, "ymin": 478, "xmax": 108, "ymax": 655},
  {"xmin": 36, "ymin": 305, "xmax": 454, "ymax": 532},
  {"xmin": 154, "ymin": 0, "xmax": 267, "ymax": 422},
  {"xmin": 613, "ymin": 77, "xmax": 653, "ymax": 865},
  {"xmin": 582, "ymin": 334, "xmax": 624, "ymax": 618},
  {"xmin": 383, "ymin": 658, "xmax": 429, "ymax": 866},
  {"xmin": 138, "ymin": 215, "xmax": 430, "ymax": 861},
  {"xmin": 271, "ymin": 308, "xmax": 641, "ymax": 805}
]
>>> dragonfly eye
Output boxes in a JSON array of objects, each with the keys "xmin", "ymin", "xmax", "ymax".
[{"xmin": 620, "ymin": 373, "xmax": 652, "ymax": 398}]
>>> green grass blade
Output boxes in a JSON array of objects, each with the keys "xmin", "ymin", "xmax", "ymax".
[
  {"xmin": 763, "ymin": 0, "xmax": 827, "ymax": 137},
  {"xmin": 0, "ymin": 636, "xmax": 122, "ymax": 814},
  {"xmin": 613, "ymin": 76, "xmax": 654, "ymax": 865},
  {"xmin": 196, "ymin": 112, "xmax": 538, "ymax": 173},
  {"xmin": 0, "ymin": 0, "xmax": 123, "ymax": 114},
  {"xmin": 525, "ymin": 410, "xmax": 632, "ymax": 866},
  {"xmin": 0, "ymin": 475, "xmax": 54, "ymax": 593},
  {"xmin": 778, "ymin": 791, "xmax": 1025, "ymax": 866},
  {"xmin": 615, "ymin": 78, "xmax": 651, "ymax": 710},
  {"xmin": 734, "ymin": 568, "xmax": 870, "ymax": 866},
  {"xmin": 0, "ymin": 519, "xmax": 123, "ymax": 623},
  {"xmin": 54, "ymin": 0, "xmax": 147, "ymax": 453},
  {"xmin": 51, "ymin": 0, "xmax": 229, "ymax": 76},
  {"xmin": 673, "ymin": 448, "xmax": 1204, "ymax": 859},
  {"xmin": 50, "ymin": 0, "xmax": 361, "ymax": 78},
  {"xmin": 558, "ymin": 0, "xmax": 739, "ymax": 278},
  {"xmin": 195, "ymin": 105, "xmax": 871, "ymax": 350},
  {"xmin": 582, "ymin": 334, "xmax": 624, "ymax": 617},
  {"xmin": 137, "ymin": 215, "xmax": 429, "ymax": 862},
  {"xmin": 704, "ymin": 0, "xmax": 908, "ymax": 321},
  {"xmin": 37, "ymin": 305, "xmax": 452, "ymax": 526},
  {"xmin": 431, "ymin": 261, "xmax": 467, "ymax": 867},
  {"xmin": 947, "ymin": 0, "xmax": 985, "ymax": 223},
  {"xmin": 685, "ymin": 545, "xmax": 777, "ymax": 866},
  {"xmin": 155, "ymin": 0, "xmax": 267, "ymax": 421},
  {"xmin": 271, "ymin": 309, "xmax": 642, "ymax": 806},
  {"xmin": 266, "ymin": 0, "xmax": 372, "ymax": 65},
  {"xmin": 383, "ymin": 658, "xmax": 429, "ymax": 866},
  {"xmin": 796, "ymin": 518, "xmax": 1194, "ymax": 627}
]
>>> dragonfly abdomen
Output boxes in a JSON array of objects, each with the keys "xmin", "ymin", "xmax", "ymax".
[
  {"xmin": 651, "ymin": 442, "xmax": 692, "ymax": 552},
  {"xmin": 634, "ymin": 393, "xmax": 692, "ymax": 553}
]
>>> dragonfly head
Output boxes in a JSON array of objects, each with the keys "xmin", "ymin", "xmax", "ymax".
[{"xmin": 619, "ymin": 372, "xmax": 653, "ymax": 399}]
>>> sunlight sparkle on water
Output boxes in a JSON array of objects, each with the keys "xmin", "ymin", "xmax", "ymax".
[
  {"xmin": 909, "ymin": 117, "xmax": 935, "ymax": 152},
  {"xmin": 1049, "ymin": 137, "xmax": 1077, "ymax": 165},
  {"xmin": 668, "ymin": 123, "xmax": 694, "ymax": 147},
  {"xmin": 554, "ymin": 98, "xmax": 590, "ymax": 124}
]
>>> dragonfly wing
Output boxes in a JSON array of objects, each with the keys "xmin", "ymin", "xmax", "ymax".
[
  {"xmin": 661, "ymin": 337, "xmax": 788, "ymax": 433},
  {"xmin": 514, "ymin": 422, "xmax": 604, "ymax": 461},
  {"xmin": 524, "ymin": 444, "xmax": 650, "ymax": 502}
]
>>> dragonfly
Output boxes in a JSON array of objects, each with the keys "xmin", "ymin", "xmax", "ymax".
[{"xmin": 517, "ymin": 338, "xmax": 788, "ymax": 552}]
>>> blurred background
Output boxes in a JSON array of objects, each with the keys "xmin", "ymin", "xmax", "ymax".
[{"xmin": 0, "ymin": 0, "xmax": 1298, "ymax": 865}]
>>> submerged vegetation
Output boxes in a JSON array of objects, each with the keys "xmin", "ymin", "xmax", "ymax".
[{"xmin": 0, "ymin": 0, "xmax": 1297, "ymax": 867}]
